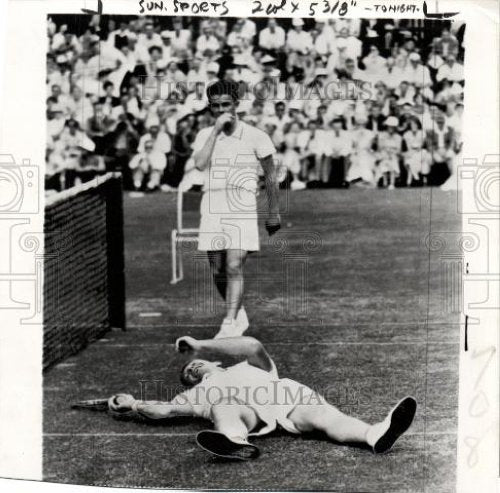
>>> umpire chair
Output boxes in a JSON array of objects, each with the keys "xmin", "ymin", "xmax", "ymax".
[{"xmin": 170, "ymin": 189, "xmax": 203, "ymax": 284}]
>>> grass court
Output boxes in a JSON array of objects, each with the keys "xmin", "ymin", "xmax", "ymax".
[{"xmin": 44, "ymin": 188, "xmax": 461, "ymax": 491}]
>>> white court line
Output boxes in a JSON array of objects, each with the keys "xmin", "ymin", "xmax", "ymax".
[
  {"xmin": 126, "ymin": 322, "xmax": 462, "ymax": 329},
  {"xmin": 44, "ymin": 431, "xmax": 455, "ymax": 437},
  {"xmin": 84, "ymin": 341, "xmax": 458, "ymax": 348}
]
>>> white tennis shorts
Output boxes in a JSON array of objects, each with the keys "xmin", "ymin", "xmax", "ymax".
[
  {"xmin": 248, "ymin": 378, "xmax": 326, "ymax": 436},
  {"xmin": 198, "ymin": 189, "xmax": 260, "ymax": 252}
]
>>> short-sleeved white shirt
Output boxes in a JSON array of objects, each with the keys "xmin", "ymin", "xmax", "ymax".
[
  {"xmin": 192, "ymin": 120, "xmax": 276, "ymax": 194},
  {"xmin": 172, "ymin": 360, "xmax": 324, "ymax": 436},
  {"xmin": 173, "ymin": 361, "xmax": 284, "ymax": 435}
]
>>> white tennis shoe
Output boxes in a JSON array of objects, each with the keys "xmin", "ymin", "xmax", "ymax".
[
  {"xmin": 235, "ymin": 306, "xmax": 249, "ymax": 333},
  {"xmin": 214, "ymin": 307, "xmax": 249, "ymax": 339},
  {"xmin": 214, "ymin": 317, "xmax": 242, "ymax": 339}
]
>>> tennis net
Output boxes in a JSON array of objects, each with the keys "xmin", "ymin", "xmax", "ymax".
[{"xmin": 43, "ymin": 173, "xmax": 125, "ymax": 369}]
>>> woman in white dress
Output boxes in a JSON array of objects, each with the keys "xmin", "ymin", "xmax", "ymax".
[
  {"xmin": 346, "ymin": 115, "xmax": 377, "ymax": 186},
  {"xmin": 403, "ymin": 117, "xmax": 431, "ymax": 186}
]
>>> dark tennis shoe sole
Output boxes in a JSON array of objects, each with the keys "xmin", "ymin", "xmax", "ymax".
[
  {"xmin": 196, "ymin": 430, "xmax": 260, "ymax": 460},
  {"xmin": 373, "ymin": 397, "xmax": 417, "ymax": 454}
]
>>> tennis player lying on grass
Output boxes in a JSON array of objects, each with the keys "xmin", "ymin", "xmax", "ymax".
[{"xmin": 86, "ymin": 336, "xmax": 417, "ymax": 460}]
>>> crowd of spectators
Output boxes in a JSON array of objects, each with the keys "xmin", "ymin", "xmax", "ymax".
[{"xmin": 46, "ymin": 15, "xmax": 465, "ymax": 193}]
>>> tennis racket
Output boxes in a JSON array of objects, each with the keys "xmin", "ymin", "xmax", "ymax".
[{"xmin": 71, "ymin": 398, "xmax": 109, "ymax": 411}]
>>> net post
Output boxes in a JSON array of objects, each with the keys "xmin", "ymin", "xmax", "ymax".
[{"xmin": 106, "ymin": 173, "xmax": 126, "ymax": 331}]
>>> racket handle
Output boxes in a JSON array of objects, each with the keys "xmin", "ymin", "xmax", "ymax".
[{"xmin": 71, "ymin": 398, "xmax": 109, "ymax": 411}]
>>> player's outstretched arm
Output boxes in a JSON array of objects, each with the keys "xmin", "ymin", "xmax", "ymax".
[
  {"xmin": 108, "ymin": 394, "xmax": 194, "ymax": 421},
  {"xmin": 176, "ymin": 336, "xmax": 275, "ymax": 373}
]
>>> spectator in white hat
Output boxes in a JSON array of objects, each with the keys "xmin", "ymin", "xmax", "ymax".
[
  {"xmin": 107, "ymin": 21, "xmax": 132, "ymax": 50},
  {"xmin": 50, "ymin": 23, "xmax": 68, "ymax": 52},
  {"xmin": 324, "ymin": 116, "xmax": 352, "ymax": 186},
  {"xmin": 297, "ymin": 119, "xmax": 328, "ymax": 182},
  {"xmin": 435, "ymin": 78, "xmax": 462, "ymax": 105},
  {"xmin": 158, "ymin": 31, "xmax": 173, "ymax": 62},
  {"xmin": 239, "ymin": 19, "xmax": 257, "ymax": 41},
  {"xmin": 228, "ymin": 19, "xmax": 255, "ymax": 51},
  {"xmin": 138, "ymin": 22, "xmax": 162, "ymax": 51},
  {"xmin": 433, "ymin": 28, "xmax": 459, "ymax": 58},
  {"xmin": 340, "ymin": 57, "xmax": 367, "ymax": 83},
  {"xmin": 286, "ymin": 19, "xmax": 313, "ymax": 71},
  {"xmin": 403, "ymin": 117, "xmax": 431, "ymax": 186},
  {"xmin": 338, "ymin": 26, "xmax": 362, "ymax": 62},
  {"xmin": 165, "ymin": 58, "xmax": 187, "ymax": 84},
  {"xmin": 425, "ymin": 112, "xmax": 455, "ymax": 174},
  {"xmin": 436, "ymin": 54, "xmax": 464, "ymax": 84},
  {"xmin": 346, "ymin": 114, "xmax": 377, "ymax": 187},
  {"xmin": 426, "ymin": 44, "xmax": 444, "ymax": 82},
  {"xmin": 312, "ymin": 19, "xmax": 336, "ymax": 57},
  {"xmin": 186, "ymin": 57, "xmax": 208, "ymax": 88},
  {"xmin": 376, "ymin": 116, "xmax": 402, "ymax": 189},
  {"xmin": 276, "ymin": 139, "xmax": 306, "ymax": 190},
  {"xmin": 362, "ymin": 45, "xmax": 386, "ymax": 79},
  {"xmin": 205, "ymin": 62, "xmax": 220, "ymax": 87},
  {"xmin": 48, "ymin": 81, "xmax": 71, "ymax": 113},
  {"xmin": 124, "ymin": 32, "xmax": 150, "ymax": 66},
  {"xmin": 138, "ymin": 122, "xmax": 172, "ymax": 155},
  {"xmin": 47, "ymin": 56, "xmax": 72, "ymax": 95},
  {"xmin": 230, "ymin": 55, "xmax": 254, "ymax": 84},
  {"xmin": 129, "ymin": 139, "xmax": 167, "ymax": 192},
  {"xmin": 196, "ymin": 25, "xmax": 220, "ymax": 57},
  {"xmin": 366, "ymin": 103, "xmax": 385, "ymax": 134},
  {"xmin": 404, "ymin": 52, "xmax": 432, "ymax": 88},
  {"xmin": 184, "ymin": 82, "xmax": 208, "ymax": 114},
  {"xmin": 67, "ymin": 86, "xmax": 93, "ymax": 129},
  {"xmin": 326, "ymin": 37, "xmax": 348, "ymax": 72},
  {"xmin": 170, "ymin": 18, "xmax": 192, "ymax": 59},
  {"xmin": 381, "ymin": 56, "xmax": 405, "ymax": 91},
  {"xmin": 394, "ymin": 80, "xmax": 416, "ymax": 105},
  {"xmin": 265, "ymin": 101, "xmax": 291, "ymax": 134},
  {"xmin": 46, "ymin": 102, "xmax": 67, "ymax": 144}
]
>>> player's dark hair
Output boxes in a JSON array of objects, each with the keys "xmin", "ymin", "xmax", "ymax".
[
  {"xmin": 148, "ymin": 45, "xmax": 163, "ymax": 55},
  {"xmin": 179, "ymin": 361, "xmax": 195, "ymax": 387},
  {"xmin": 206, "ymin": 79, "xmax": 240, "ymax": 103}
]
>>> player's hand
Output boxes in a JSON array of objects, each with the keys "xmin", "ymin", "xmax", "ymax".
[
  {"xmin": 175, "ymin": 336, "xmax": 200, "ymax": 354},
  {"xmin": 214, "ymin": 113, "xmax": 235, "ymax": 134},
  {"xmin": 108, "ymin": 394, "xmax": 137, "ymax": 418},
  {"xmin": 265, "ymin": 212, "xmax": 281, "ymax": 236}
]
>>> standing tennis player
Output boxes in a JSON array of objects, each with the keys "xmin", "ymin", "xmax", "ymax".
[{"xmin": 192, "ymin": 80, "xmax": 281, "ymax": 338}]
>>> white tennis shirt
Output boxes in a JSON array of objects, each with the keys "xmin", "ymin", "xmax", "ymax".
[{"xmin": 192, "ymin": 120, "xmax": 276, "ymax": 194}]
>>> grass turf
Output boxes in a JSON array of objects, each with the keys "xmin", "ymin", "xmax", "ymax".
[{"xmin": 44, "ymin": 188, "xmax": 461, "ymax": 491}]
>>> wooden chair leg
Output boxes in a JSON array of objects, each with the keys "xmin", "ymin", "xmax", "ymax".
[{"xmin": 170, "ymin": 230, "xmax": 178, "ymax": 284}]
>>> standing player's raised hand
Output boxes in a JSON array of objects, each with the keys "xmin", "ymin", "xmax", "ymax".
[{"xmin": 214, "ymin": 113, "xmax": 235, "ymax": 134}]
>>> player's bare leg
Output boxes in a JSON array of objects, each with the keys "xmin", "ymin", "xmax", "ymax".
[
  {"xmin": 320, "ymin": 156, "xmax": 331, "ymax": 185},
  {"xmin": 208, "ymin": 250, "xmax": 227, "ymax": 299},
  {"xmin": 289, "ymin": 402, "xmax": 371, "ymax": 443},
  {"xmin": 388, "ymin": 170, "xmax": 396, "ymax": 190},
  {"xmin": 197, "ymin": 400, "xmax": 260, "ymax": 460},
  {"xmin": 406, "ymin": 165, "xmax": 413, "ymax": 186},
  {"xmin": 224, "ymin": 248, "xmax": 247, "ymax": 319},
  {"xmin": 211, "ymin": 249, "xmax": 249, "ymax": 338},
  {"xmin": 288, "ymin": 396, "xmax": 417, "ymax": 453}
]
